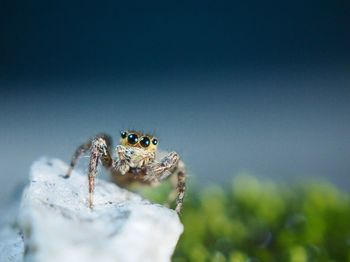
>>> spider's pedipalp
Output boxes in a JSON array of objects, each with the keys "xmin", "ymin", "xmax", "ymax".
[{"xmin": 114, "ymin": 145, "xmax": 155, "ymax": 175}]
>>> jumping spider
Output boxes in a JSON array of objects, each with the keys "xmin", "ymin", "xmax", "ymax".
[{"xmin": 64, "ymin": 130, "xmax": 186, "ymax": 213}]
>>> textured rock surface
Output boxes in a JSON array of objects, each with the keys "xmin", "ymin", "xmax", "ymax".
[{"xmin": 17, "ymin": 158, "xmax": 183, "ymax": 262}]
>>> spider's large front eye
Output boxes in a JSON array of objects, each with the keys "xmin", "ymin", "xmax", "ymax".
[
  {"xmin": 140, "ymin": 137, "xmax": 150, "ymax": 147},
  {"xmin": 152, "ymin": 138, "xmax": 158, "ymax": 145},
  {"xmin": 127, "ymin": 134, "xmax": 138, "ymax": 145},
  {"xmin": 120, "ymin": 131, "xmax": 127, "ymax": 139}
]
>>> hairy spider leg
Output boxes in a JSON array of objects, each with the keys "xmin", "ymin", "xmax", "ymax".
[
  {"xmin": 175, "ymin": 161, "xmax": 186, "ymax": 213},
  {"xmin": 64, "ymin": 133, "xmax": 113, "ymax": 178},
  {"xmin": 87, "ymin": 137, "xmax": 113, "ymax": 208},
  {"xmin": 146, "ymin": 152, "xmax": 186, "ymax": 213}
]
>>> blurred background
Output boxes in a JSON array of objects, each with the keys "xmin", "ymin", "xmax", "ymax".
[{"xmin": 1, "ymin": 1, "xmax": 350, "ymax": 261}]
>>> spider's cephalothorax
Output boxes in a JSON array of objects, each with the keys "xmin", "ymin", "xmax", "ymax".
[
  {"xmin": 119, "ymin": 130, "xmax": 158, "ymax": 152},
  {"xmin": 64, "ymin": 130, "xmax": 186, "ymax": 213}
]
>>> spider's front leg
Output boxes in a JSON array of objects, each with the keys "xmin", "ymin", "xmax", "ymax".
[
  {"xmin": 146, "ymin": 152, "xmax": 186, "ymax": 213},
  {"xmin": 87, "ymin": 137, "xmax": 113, "ymax": 208},
  {"xmin": 64, "ymin": 133, "xmax": 112, "ymax": 178},
  {"xmin": 65, "ymin": 134, "xmax": 113, "ymax": 208}
]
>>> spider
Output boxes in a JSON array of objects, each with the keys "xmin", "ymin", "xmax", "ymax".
[{"xmin": 63, "ymin": 130, "xmax": 186, "ymax": 213}]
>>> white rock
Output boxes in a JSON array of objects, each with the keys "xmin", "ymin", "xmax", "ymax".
[{"xmin": 18, "ymin": 158, "xmax": 183, "ymax": 262}]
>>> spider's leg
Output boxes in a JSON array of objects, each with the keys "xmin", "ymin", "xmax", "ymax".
[
  {"xmin": 64, "ymin": 133, "xmax": 112, "ymax": 178},
  {"xmin": 87, "ymin": 137, "xmax": 113, "ymax": 208},
  {"xmin": 174, "ymin": 160, "xmax": 186, "ymax": 213},
  {"xmin": 64, "ymin": 142, "xmax": 90, "ymax": 178},
  {"xmin": 146, "ymin": 152, "xmax": 186, "ymax": 213},
  {"xmin": 164, "ymin": 175, "xmax": 178, "ymax": 208}
]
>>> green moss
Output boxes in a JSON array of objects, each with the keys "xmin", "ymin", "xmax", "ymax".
[{"xmin": 141, "ymin": 176, "xmax": 350, "ymax": 261}]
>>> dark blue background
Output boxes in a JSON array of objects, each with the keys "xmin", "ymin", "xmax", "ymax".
[{"xmin": 1, "ymin": 0, "xmax": 349, "ymax": 78}]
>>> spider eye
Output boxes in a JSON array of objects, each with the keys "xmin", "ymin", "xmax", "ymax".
[
  {"xmin": 152, "ymin": 138, "xmax": 158, "ymax": 145},
  {"xmin": 120, "ymin": 131, "xmax": 127, "ymax": 139},
  {"xmin": 127, "ymin": 134, "xmax": 138, "ymax": 145},
  {"xmin": 140, "ymin": 137, "xmax": 150, "ymax": 147}
]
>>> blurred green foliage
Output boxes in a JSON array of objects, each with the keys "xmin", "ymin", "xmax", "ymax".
[{"xmin": 141, "ymin": 175, "xmax": 350, "ymax": 262}]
